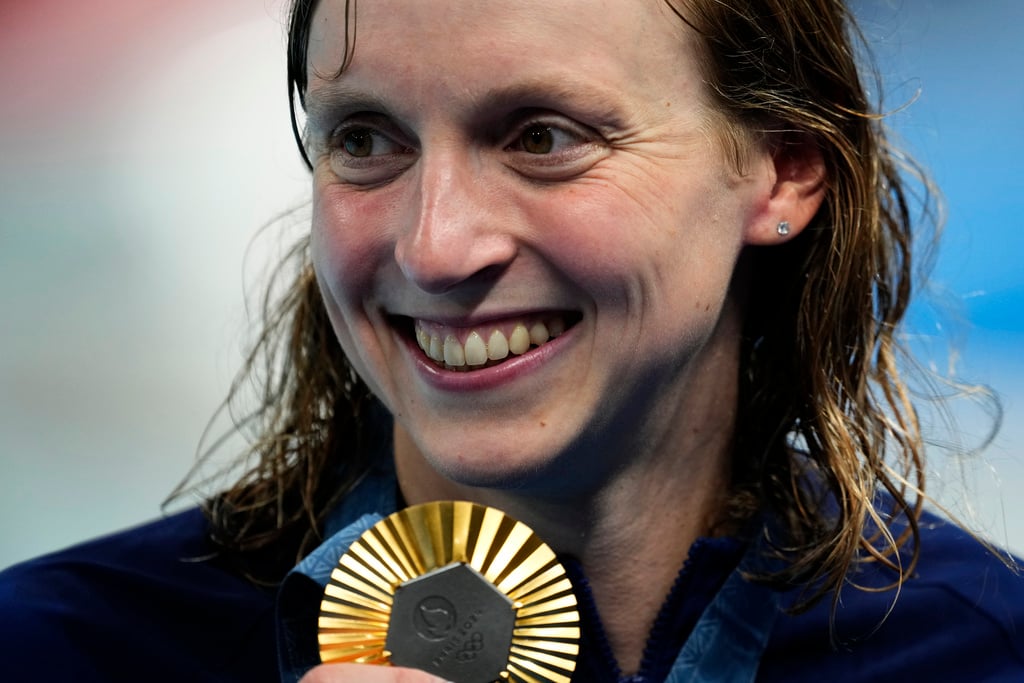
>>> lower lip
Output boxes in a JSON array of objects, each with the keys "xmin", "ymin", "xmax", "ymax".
[{"xmin": 399, "ymin": 326, "xmax": 574, "ymax": 392}]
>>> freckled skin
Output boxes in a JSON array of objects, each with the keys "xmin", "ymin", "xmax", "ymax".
[
  {"xmin": 304, "ymin": 0, "xmax": 824, "ymax": 676},
  {"xmin": 307, "ymin": 0, "xmax": 776, "ymax": 494}
]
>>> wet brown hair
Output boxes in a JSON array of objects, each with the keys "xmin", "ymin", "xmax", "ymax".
[
  {"xmin": 664, "ymin": 0, "xmax": 927, "ymax": 611},
  {"xmin": 185, "ymin": 0, "xmax": 933, "ymax": 608}
]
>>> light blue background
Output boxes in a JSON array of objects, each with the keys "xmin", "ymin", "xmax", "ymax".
[{"xmin": 861, "ymin": 0, "xmax": 1024, "ymax": 544}]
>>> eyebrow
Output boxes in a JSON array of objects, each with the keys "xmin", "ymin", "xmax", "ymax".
[
  {"xmin": 304, "ymin": 85, "xmax": 391, "ymax": 135},
  {"xmin": 303, "ymin": 77, "xmax": 629, "ymax": 135},
  {"xmin": 476, "ymin": 81, "xmax": 628, "ymax": 129}
]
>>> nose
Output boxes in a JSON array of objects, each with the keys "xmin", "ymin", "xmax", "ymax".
[{"xmin": 394, "ymin": 149, "xmax": 517, "ymax": 294}]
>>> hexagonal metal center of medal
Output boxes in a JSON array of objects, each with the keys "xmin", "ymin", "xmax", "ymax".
[{"xmin": 386, "ymin": 562, "xmax": 516, "ymax": 683}]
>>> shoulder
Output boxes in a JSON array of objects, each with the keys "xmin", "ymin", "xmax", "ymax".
[
  {"xmin": 0, "ymin": 508, "xmax": 278, "ymax": 682},
  {"xmin": 760, "ymin": 510, "xmax": 1024, "ymax": 682}
]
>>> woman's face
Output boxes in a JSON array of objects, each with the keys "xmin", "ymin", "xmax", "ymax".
[{"xmin": 305, "ymin": 0, "xmax": 780, "ymax": 493}]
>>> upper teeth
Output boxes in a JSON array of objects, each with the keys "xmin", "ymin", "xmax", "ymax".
[{"xmin": 414, "ymin": 317, "xmax": 566, "ymax": 368}]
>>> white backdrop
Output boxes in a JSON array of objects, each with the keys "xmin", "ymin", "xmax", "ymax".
[{"xmin": 1, "ymin": 1, "xmax": 309, "ymax": 566}]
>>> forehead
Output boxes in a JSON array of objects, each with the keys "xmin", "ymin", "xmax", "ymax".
[{"xmin": 305, "ymin": 0, "xmax": 701, "ymax": 113}]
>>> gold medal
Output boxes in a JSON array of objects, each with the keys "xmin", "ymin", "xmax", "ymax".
[{"xmin": 318, "ymin": 501, "xmax": 580, "ymax": 683}]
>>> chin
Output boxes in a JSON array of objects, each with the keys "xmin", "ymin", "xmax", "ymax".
[
  {"xmin": 419, "ymin": 444, "xmax": 557, "ymax": 491},
  {"xmin": 427, "ymin": 441, "xmax": 598, "ymax": 499},
  {"xmin": 434, "ymin": 454, "xmax": 547, "ymax": 491}
]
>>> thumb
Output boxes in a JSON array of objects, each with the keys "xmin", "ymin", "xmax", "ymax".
[{"xmin": 299, "ymin": 663, "xmax": 453, "ymax": 683}]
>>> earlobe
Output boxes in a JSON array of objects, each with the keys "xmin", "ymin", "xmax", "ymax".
[{"xmin": 744, "ymin": 134, "xmax": 827, "ymax": 246}]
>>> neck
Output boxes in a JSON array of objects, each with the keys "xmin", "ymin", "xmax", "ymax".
[
  {"xmin": 395, "ymin": 394, "xmax": 734, "ymax": 675},
  {"xmin": 393, "ymin": 305, "xmax": 741, "ymax": 675}
]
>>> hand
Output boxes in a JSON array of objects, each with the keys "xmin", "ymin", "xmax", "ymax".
[{"xmin": 299, "ymin": 663, "xmax": 452, "ymax": 683}]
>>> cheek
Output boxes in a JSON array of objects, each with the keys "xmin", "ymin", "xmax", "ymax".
[
  {"xmin": 515, "ymin": 169, "xmax": 749, "ymax": 356},
  {"xmin": 311, "ymin": 180, "xmax": 398, "ymax": 303},
  {"xmin": 310, "ymin": 183, "xmax": 398, "ymax": 351},
  {"xmin": 513, "ymin": 182, "xmax": 648, "ymax": 286},
  {"xmin": 310, "ymin": 183, "xmax": 403, "ymax": 397},
  {"xmin": 516, "ymin": 174, "xmax": 736, "ymax": 291}
]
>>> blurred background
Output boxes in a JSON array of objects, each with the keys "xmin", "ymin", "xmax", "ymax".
[{"xmin": 1, "ymin": 0, "xmax": 1022, "ymax": 568}]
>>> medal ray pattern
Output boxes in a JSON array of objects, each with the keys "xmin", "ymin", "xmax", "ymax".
[{"xmin": 319, "ymin": 501, "xmax": 580, "ymax": 683}]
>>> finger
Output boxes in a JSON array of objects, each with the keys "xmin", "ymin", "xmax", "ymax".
[{"xmin": 298, "ymin": 663, "xmax": 452, "ymax": 683}]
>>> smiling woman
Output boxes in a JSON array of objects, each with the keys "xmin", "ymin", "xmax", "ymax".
[{"xmin": 1, "ymin": 0, "xmax": 1023, "ymax": 682}]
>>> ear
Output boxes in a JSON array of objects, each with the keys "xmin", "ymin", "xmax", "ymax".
[{"xmin": 743, "ymin": 133, "xmax": 827, "ymax": 245}]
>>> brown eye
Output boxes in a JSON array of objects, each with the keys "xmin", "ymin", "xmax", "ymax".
[
  {"xmin": 520, "ymin": 125, "xmax": 554, "ymax": 154},
  {"xmin": 343, "ymin": 129, "xmax": 375, "ymax": 157}
]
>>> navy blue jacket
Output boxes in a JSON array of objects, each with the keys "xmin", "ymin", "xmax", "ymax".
[{"xmin": 1, "ymin": 505, "xmax": 1022, "ymax": 682}]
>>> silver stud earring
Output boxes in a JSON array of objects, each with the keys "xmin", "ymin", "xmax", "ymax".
[{"xmin": 776, "ymin": 221, "xmax": 791, "ymax": 236}]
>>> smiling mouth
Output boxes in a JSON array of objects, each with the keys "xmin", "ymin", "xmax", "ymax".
[{"xmin": 396, "ymin": 313, "xmax": 580, "ymax": 372}]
